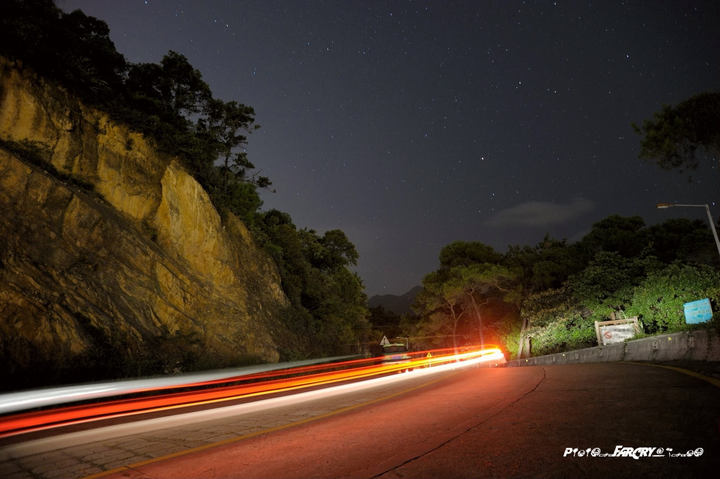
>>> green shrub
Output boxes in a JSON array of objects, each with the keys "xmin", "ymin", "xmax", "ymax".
[{"xmin": 627, "ymin": 263, "xmax": 720, "ymax": 333}]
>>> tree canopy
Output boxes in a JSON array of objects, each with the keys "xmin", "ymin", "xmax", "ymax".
[
  {"xmin": 634, "ymin": 91, "xmax": 720, "ymax": 171},
  {"xmin": 257, "ymin": 211, "xmax": 369, "ymax": 358},
  {"xmin": 413, "ymin": 242, "xmax": 519, "ymax": 351}
]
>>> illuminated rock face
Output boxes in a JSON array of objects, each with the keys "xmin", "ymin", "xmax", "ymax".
[{"xmin": 0, "ymin": 58, "xmax": 286, "ymax": 385}]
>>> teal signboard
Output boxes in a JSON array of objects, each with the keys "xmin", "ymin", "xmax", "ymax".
[{"xmin": 683, "ymin": 298, "xmax": 713, "ymax": 324}]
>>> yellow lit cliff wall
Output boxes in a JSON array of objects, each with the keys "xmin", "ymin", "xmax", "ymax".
[{"xmin": 0, "ymin": 57, "xmax": 288, "ymax": 386}]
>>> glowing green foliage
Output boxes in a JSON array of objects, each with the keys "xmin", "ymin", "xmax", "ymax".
[{"xmin": 627, "ymin": 264, "xmax": 720, "ymax": 333}]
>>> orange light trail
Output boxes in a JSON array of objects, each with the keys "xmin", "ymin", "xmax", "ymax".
[{"xmin": 0, "ymin": 347, "xmax": 504, "ymax": 438}]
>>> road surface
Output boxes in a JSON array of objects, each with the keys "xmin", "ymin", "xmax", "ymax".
[{"xmin": 2, "ymin": 362, "xmax": 718, "ymax": 478}]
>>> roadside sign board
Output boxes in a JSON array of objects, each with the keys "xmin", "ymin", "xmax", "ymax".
[
  {"xmin": 594, "ymin": 317, "xmax": 641, "ymax": 346},
  {"xmin": 684, "ymin": 298, "xmax": 713, "ymax": 324}
]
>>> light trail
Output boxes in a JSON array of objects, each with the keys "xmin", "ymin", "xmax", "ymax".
[
  {"xmin": 0, "ymin": 347, "xmax": 505, "ymax": 439},
  {"xmin": 0, "ymin": 355, "xmax": 358, "ymax": 415}
]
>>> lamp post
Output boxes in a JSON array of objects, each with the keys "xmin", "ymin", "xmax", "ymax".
[{"xmin": 656, "ymin": 202, "xmax": 720, "ymax": 261}]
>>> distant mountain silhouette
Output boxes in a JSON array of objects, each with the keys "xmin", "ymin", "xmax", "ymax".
[{"xmin": 368, "ymin": 286, "xmax": 422, "ymax": 315}]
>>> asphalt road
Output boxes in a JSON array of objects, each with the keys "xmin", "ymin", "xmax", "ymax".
[
  {"xmin": 103, "ymin": 362, "xmax": 719, "ymax": 479},
  {"xmin": 2, "ymin": 362, "xmax": 719, "ymax": 478}
]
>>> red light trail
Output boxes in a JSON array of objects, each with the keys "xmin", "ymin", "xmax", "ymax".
[{"xmin": 0, "ymin": 347, "xmax": 505, "ymax": 438}]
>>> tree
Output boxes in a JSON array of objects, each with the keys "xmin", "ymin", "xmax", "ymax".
[
  {"xmin": 414, "ymin": 270, "xmax": 467, "ymax": 352},
  {"xmin": 318, "ymin": 229, "xmax": 359, "ymax": 269},
  {"xmin": 568, "ymin": 251, "xmax": 658, "ymax": 307},
  {"xmin": 456, "ymin": 263, "xmax": 518, "ymax": 347},
  {"xmin": 633, "ymin": 92, "xmax": 720, "ymax": 171},
  {"xmin": 0, "ymin": 0, "xmax": 127, "ymax": 103},
  {"xmin": 414, "ymin": 261, "xmax": 519, "ymax": 351},
  {"xmin": 414, "ymin": 241, "xmax": 525, "ymax": 352},
  {"xmin": 202, "ymin": 99, "xmax": 258, "ymax": 189},
  {"xmin": 505, "ymin": 236, "xmax": 585, "ymax": 294},
  {"xmin": 578, "ymin": 215, "xmax": 647, "ymax": 259},
  {"xmin": 59, "ymin": 8, "xmax": 127, "ymax": 100},
  {"xmin": 439, "ymin": 241, "xmax": 502, "ymax": 269},
  {"xmin": 646, "ymin": 218, "xmax": 719, "ymax": 266},
  {"xmin": 125, "ymin": 52, "xmax": 211, "ymax": 130},
  {"xmin": 256, "ymin": 210, "xmax": 369, "ymax": 358},
  {"xmin": 420, "ymin": 242, "xmax": 510, "ymax": 349},
  {"xmin": 158, "ymin": 51, "xmax": 211, "ymax": 117}
]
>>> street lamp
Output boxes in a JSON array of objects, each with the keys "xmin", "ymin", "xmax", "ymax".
[{"xmin": 656, "ymin": 202, "xmax": 720, "ymax": 261}]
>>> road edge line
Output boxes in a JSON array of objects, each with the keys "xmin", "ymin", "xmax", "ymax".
[{"xmin": 622, "ymin": 361, "xmax": 720, "ymax": 388}]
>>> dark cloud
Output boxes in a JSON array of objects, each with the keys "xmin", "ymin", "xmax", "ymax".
[{"xmin": 486, "ymin": 198, "xmax": 595, "ymax": 228}]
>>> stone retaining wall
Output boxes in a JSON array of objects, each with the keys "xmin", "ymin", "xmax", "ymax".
[{"xmin": 508, "ymin": 329, "xmax": 720, "ymax": 367}]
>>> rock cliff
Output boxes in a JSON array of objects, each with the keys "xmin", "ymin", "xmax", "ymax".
[{"xmin": 0, "ymin": 58, "xmax": 288, "ymax": 388}]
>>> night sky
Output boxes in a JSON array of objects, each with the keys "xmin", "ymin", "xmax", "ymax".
[{"xmin": 58, "ymin": 0, "xmax": 720, "ymax": 296}]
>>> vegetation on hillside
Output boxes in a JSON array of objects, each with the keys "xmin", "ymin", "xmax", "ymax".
[
  {"xmin": 408, "ymin": 216, "xmax": 720, "ymax": 357},
  {"xmin": 256, "ymin": 211, "xmax": 369, "ymax": 358},
  {"xmin": 0, "ymin": 0, "xmax": 369, "ymax": 361}
]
